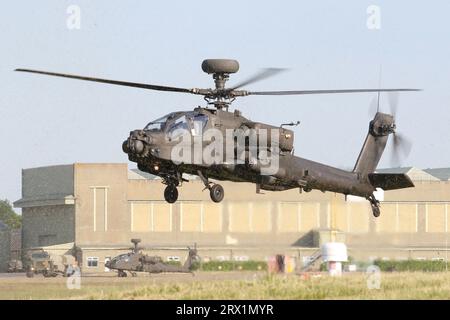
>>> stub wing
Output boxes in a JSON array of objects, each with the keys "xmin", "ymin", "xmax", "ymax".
[{"xmin": 368, "ymin": 173, "xmax": 414, "ymax": 191}]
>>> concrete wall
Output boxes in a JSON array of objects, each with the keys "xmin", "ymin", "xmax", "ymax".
[
  {"xmin": 74, "ymin": 163, "xmax": 129, "ymax": 245},
  {"xmin": 70, "ymin": 164, "xmax": 450, "ymax": 250},
  {"xmin": 69, "ymin": 164, "xmax": 450, "ymax": 246},
  {"xmin": 127, "ymin": 173, "xmax": 332, "ymax": 248},
  {"xmin": 0, "ymin": 230, "xmax": 11, "ymax": 272},
  {"xmin": 73, "ymin": 163, "xmax": 333, "ymax": 248},
  {"xmin": 22, "ymin": 165, "xmax": 73, "ymax": 200},
  {"xmin": 384, "ymin": 180, "xmax": 450, "ymax": 202},
  {"xmin": 22, "ymin": 205, "xmax": 75, "ymax": 249},
  {"xmin": 9, "ymin": 229, "xmax": 22, "ymax": 260}
]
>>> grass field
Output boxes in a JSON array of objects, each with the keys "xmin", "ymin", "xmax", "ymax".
[{"xmin": 0, "ymin": 271, "xmax": 449, "ymax": 300}]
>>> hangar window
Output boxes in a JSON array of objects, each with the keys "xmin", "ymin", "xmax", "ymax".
[{"xmin": 87, "ymin": 257, "xmax": 99, "ymax": 268}]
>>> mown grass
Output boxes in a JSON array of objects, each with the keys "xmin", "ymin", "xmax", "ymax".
[
  {"xmin": 106, "ymin": 273, "xmax": 450, "ymax": 300},
  {"xmin": 0, "ymin": 277, "xmax": 146, "ymax": 300},
  {"xmin": 1, "ymin": 272, "xmax": 449, "ymax": 300},
  {"xmin": 374, "ymin": 259, "xmax": 449, "ymax": 272}
]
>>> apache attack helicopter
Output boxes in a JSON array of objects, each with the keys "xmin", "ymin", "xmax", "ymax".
[
  {"xmin": 16, "ymin": 59, "xmax": 420, "ymax": 217},
  {"xmin": 105, "ymin": 239, "xmax": 199, "ymax": 277}
]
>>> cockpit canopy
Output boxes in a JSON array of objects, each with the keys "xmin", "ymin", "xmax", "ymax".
[
  {"xmin": 144, "ymin": 111, "xmax": 209, "ymax": 137},
  {"xmin": 110, "ymin": 253, "xmax": 132, "ymax": 264},
  {"xmin": 143, "ymin": 114, "xmax": 172, "ymax": 132}
]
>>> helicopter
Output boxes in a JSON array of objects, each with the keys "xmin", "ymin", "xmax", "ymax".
[
  {"xmin": 105, "ymin": 239, "xmax": 199, "ymax": 277},
  {"xmin": 16, "ymin": 59, "xmax": 420, "ymax": 217}
]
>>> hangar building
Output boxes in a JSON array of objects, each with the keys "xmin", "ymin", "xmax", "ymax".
[{"xmin": 10, "ymin": 163, "xmax": 450, "ymax": 273}]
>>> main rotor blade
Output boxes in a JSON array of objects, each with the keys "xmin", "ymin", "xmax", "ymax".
[
  {"xmin": 230, "ymin": 68, "xmax": 287, "ymax": 91},
  {"xmin": 247, "ymin": 88, "xmax": 421, "ymax": 96},
  {"xmin": 15, "ymin": 68, "xmax": 197, "ymax": 94}
]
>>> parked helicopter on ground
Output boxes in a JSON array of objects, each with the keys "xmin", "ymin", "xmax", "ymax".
[
  {"xmin": 105, "ymin": 239, "xmax": 199, "ymax": 277},
  {"xmin": 16, "ymin": 59, "xmax": 420, "ymax": 217}
]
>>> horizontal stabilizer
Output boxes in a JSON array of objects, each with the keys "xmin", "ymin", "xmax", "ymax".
[{"xmin": 368, "ymin": 173, "xmax": 414, "ymax": 191}]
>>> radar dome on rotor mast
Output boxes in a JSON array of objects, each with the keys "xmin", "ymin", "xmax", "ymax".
[
  {"xmin": 131, "ymin": 238, "xmax": 141, "ymax": 252},
  {"xmin": 201, "ymin": 59, "xmax": 240, "ymax": 75},
  {"xmin": 201, "ymin": 59, "xmax": 241, "ymax": 109}
]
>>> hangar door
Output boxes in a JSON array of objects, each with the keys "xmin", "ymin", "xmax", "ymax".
[{"xmin": 130, "ymin": 202, "xmax": 172, "ymax": 232}]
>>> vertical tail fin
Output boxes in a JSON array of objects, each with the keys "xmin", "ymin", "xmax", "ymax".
[{"xmin": 353, "ymin": 112, "xmax": 395, "ymax": 175}]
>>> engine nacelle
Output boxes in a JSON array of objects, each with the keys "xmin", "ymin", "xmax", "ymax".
[{"xmin": 246, "ymin": 123, "xmax": 294, "ymax": 153}]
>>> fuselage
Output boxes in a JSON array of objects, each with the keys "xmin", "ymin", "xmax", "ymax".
[{"xmin": 123, "ymin": 107, "xmax": 375, "ymax": 199}]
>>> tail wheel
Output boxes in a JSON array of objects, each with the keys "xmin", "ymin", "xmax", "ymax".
[
  {"xmin": 210, "ymin": 184, "xmax": 224, "ymax": 203},
  {"xmin": 164, "ymin": 185, "xmax": 178, "ymax": 203},
  {"xmin": 368, "ymin": 194, "xmax": 381, "ymax": 218},
  {"xmin": 372, "ymin": 205, "xmax": 381, "ymax": 218}
]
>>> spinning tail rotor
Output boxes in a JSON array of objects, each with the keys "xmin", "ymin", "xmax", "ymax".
[{"xmin": 368, "ymin": 90, "xmax": 413, "ymax": 167}]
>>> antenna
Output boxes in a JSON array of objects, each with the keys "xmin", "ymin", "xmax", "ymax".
[{"xmin": 281, "ymin": 121, "xmax": 300, "ymax": 128}]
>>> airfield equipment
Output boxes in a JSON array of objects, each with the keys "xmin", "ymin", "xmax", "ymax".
[
  {"xmin": 25, "ymin": 250, "xmax": 64, "ymax": 278},
  {"xmin": 7, "ymin": 259, "xmax": 24, "ymax": 273}
]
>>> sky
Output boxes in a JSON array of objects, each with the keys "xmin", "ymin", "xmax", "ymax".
[{"xmin": 0, "ymin": 1, "xmax": 449, "ymax": 203}]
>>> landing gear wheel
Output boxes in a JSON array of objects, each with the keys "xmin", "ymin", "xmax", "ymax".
[
  {"xmin": 164, "ymin": 185, "xmax": 178, "ymax": 203},
  {"xmin": 118, "ymin": 270, "xmax": 127, "ymax": 277},
  {"xmin": 372, "ymin": 205, "xmax": 381, "ymax": 218},
  {"xmin": 210, "ymin": 184, "xmax": 224, "ymax": 203},
  {"xmin": 26, "ymin": 271, "xmax": 34, "ymax": 278}
]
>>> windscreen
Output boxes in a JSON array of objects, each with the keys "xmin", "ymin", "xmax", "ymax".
[{"xmin": 144, "ymin": 114, "xmax": 172, "ymax": 132}]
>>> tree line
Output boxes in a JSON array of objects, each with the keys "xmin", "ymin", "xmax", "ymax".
[{"xmin": 0, "ymin": 199, "xmax": 21, "ymax": 229}]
